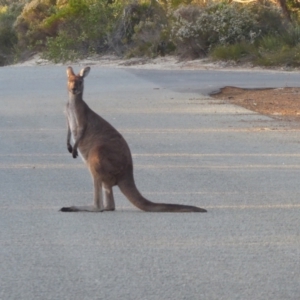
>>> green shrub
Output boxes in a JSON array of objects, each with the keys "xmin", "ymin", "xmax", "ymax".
[
  {"xmin": 170, "ymin": 1, "xmax": 285, "ymax": 59},
  {"xmin": 254, "ymin": 45, "xmax": 300, "ymax": 67},
  {"xmin": 111, "ymin": 1, "xmax": 171, "ymax": 57},
  {"xmin": 14, "ymin": 0, "xmax": 57, "ymax": 49},
  {"xmin": 259, "ymin": 35, "xmax": 284, "ymax": 51},
  {"xmin": 0, "ymin": 3, "xmax": 23, "ymax": 65},
  {"xmin": 253, "ymin": 26, "xmax": 300, "ymax": 67},
  {"xmin": 43, "ymin": 0, "xmax": 123, "ymax": 62},
  {"xmin": 211, "ymin": 42, "xmax": 256, "ymax": 62},
  {"xmin": 280, "ymin": 24, "xmax": 300, "ymax": 46},
  {"xmin": 1, "ymin": 0, "xmax": 299, "ymax": 66},
  {"xmin": 14, "ymin": 0, "xmax": 123, "ymax": 61},
  {"xmin": 249, "ymin": 2, "xmax": 287, "ymax": 35},
  {"xmin": 43, "ymin": 30, "xmax": 80, "ymax": 62},
  {"xmin": 211, "ymin": 24, "xmax": 300, "ymax": 68},
  {"xmin": 0, "ymin": 9, "xmax": 17, "ymax": 50}
]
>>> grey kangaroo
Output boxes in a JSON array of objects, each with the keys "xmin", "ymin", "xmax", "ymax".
[{"xmin": 60, "ymin": 66, "xmax": 207, "ymax": 213}]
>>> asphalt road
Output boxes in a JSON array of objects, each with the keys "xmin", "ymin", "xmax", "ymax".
[{"xmin": 1, "ymin": 65, "xmax": 300, "ymax": 300}]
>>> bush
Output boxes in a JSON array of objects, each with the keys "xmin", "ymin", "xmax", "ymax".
[
  {"xmin": 170, "ymin": 1, "xmax": 285, "ymax": 59},
  {"xmin": 14, "ymin": 0, "xmax": 122, "ymax": 61},
  {"xmin": 0, "ymin": 0, "xmax": 297, "ymax": 66},
  {"xmin": 254, "ymin": 45, "xmax": 300, "ymax": 67},
  {"xmin": 14, "ymin": 0, "xmax": 57, "ymax": 50},
  {"xmin": 43, "ymin": 0, "xmax": 123, "ymax": 62},
  {"xmin": 211, "ymin": 42, "xmax": 256, "ymax": 62},
  {"xmin": 110, "ymin": 2, "xmax": 172, "ymax": 58},
  {"xmin": 0, "ymin": 3, "xmax": 23, "ymax": 65},
  {"xmin": 211, "ymin": 24, "xmax": 300, "ymax": 68},
  {"xmin": 253, "ymin": 26, "xmax": 300, "ymax": 67}
]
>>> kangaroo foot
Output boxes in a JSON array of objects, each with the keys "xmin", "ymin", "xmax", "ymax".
[{"xmin": 60, "ymin": 205, "xmax": 104, "ymax": 212}]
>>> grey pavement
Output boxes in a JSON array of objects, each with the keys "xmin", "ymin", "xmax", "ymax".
[{"xmin": 1, "ymin": 65, "xmax": 300, "ymax": 299}]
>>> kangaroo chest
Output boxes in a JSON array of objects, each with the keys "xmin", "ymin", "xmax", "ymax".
[{"xmin": 67, "ymin": 103, "xmax": 80, "ymax": 141}]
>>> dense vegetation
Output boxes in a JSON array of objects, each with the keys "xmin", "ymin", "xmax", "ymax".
[{"xmin": 1, "ymin": 0, "xmax": 300, "ymax": 67}]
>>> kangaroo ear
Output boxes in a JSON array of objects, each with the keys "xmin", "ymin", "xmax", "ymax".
[
  {"xmin": 67, "ymin": 66, "xmax": 75, "ymax": 78},
  {"xmin": 79, "ymin": 67, "xmax": 91, "ymax": 78}
]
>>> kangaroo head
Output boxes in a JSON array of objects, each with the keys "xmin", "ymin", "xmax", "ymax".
[{"xmin": 67, "ymin": 66, "xmax": 91, "ymax": 95}]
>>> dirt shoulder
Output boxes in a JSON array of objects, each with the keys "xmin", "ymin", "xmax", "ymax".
[{"xmin": 211, "ymin": 87, "xmax": 300, "ymax": 124}]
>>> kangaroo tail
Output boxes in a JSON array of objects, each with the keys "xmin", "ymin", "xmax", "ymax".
[{"xmin": 118, "ymin": 175, "xmax": 207, "ymax": 213}]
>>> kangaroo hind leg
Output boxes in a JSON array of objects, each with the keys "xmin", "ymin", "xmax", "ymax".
[
  {"xmin": 60, "ymin": 163, "xmax": 105, "ymax": 212},
  {"xmin": 103, "ymin": 183, "xmax": 115, "ymax": 211}
]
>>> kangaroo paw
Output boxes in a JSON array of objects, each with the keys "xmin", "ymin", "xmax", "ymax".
[
  {"xmin": 72, "ymin": 149, "xmax": 78, "ymax": 158},
  {"xmin": 67, "ymin": 144, "xmax": 73, "ymax": 153}
]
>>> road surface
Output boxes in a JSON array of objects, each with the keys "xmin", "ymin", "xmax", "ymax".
[{"xmin": 1, "ymin": 65, "xmax": 300, "ymax": 299}]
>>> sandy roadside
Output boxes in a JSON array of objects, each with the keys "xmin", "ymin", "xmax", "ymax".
[{"xmin": 11, "ymin": 53, "xmax": 298, "ymax": 73}]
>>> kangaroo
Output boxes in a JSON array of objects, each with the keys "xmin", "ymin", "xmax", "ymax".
[{"xmin": 60, "ymin": 66, "xmax": 207, "ymax": 213}]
